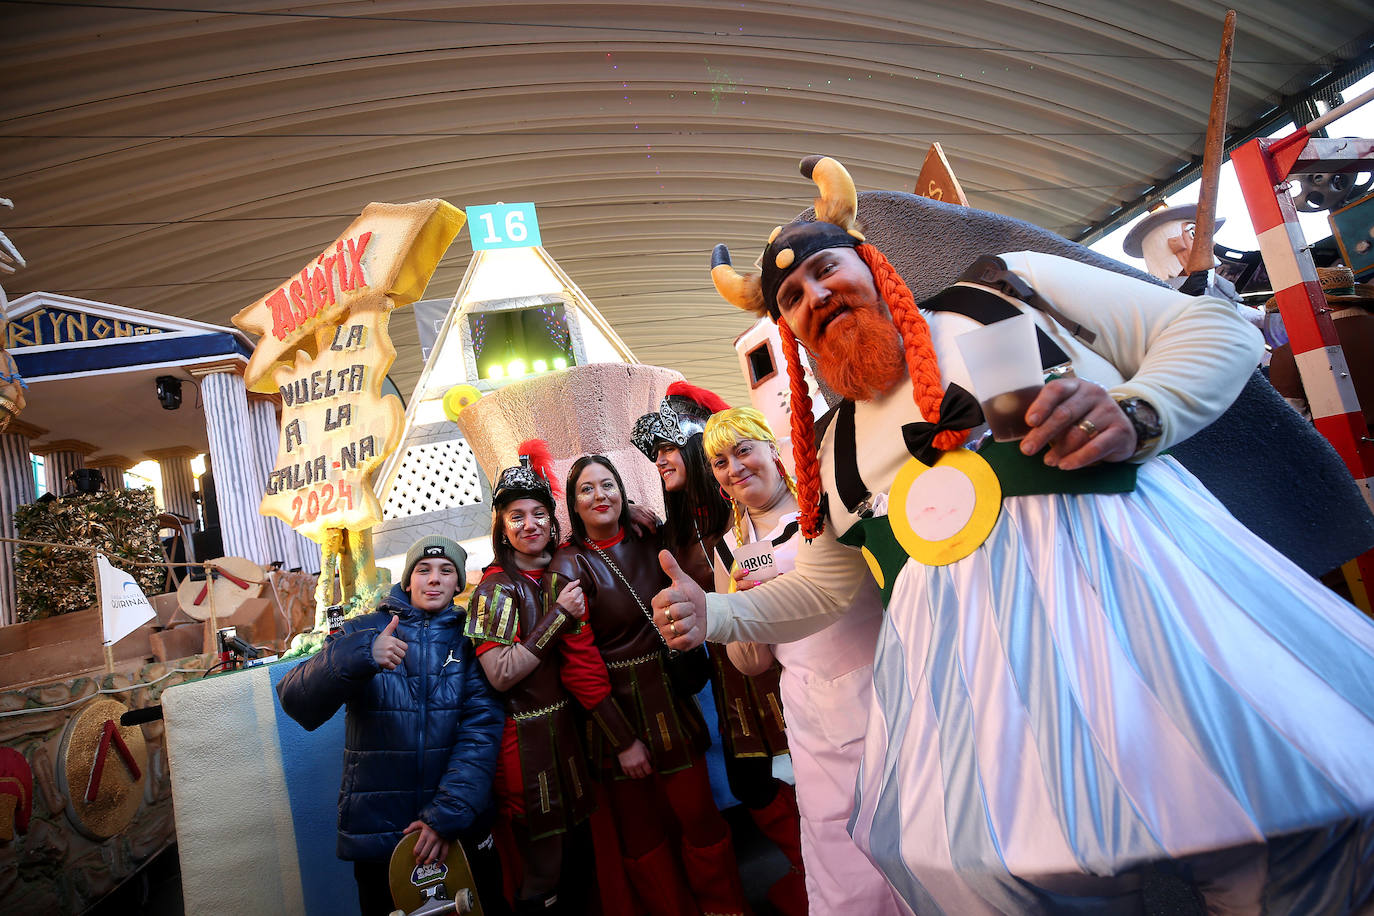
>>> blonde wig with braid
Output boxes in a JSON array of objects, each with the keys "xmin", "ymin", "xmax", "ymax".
[{"xmin": 703, "ymin": 407, "xmax": 799, "ymax": 548}]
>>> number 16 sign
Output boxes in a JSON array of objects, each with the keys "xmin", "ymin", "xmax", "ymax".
[{"xmin": 467, "ymin": 202, "xmax": 542, "ymax": 250}]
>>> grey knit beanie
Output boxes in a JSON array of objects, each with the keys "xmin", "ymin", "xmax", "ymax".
[{"xmin": 402, "ymin": 535, "xmax": 467, "ymax": 593}]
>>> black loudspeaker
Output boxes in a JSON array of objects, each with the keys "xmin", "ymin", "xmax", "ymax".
[{"xmin": 155, "ymin": 375, "xmax": 183, "ymax": 410}]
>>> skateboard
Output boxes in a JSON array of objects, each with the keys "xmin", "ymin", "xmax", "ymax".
[{"xmin": 386, "ymin": 829, "xmax": 483, "ymax": 916}]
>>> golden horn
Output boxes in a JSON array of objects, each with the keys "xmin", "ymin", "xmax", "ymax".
[
  {"xmin": 710, "ymin": 244, "xmax": 766, "ymax": 315},
  {"xmin": 799, "ymin": 155, "xmax": 859, "ymax": 234}
]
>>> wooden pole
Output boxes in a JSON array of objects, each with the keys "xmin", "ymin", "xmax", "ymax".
[
  {"xmin": 1186, "ymin": 9, "xmax": 1237, "ymax": 276},
  {"xmin": 93, "ymin": 553, "xmax": 114, "ymax": 674},
  {"xmin": 204, "ymin": 561, "xmax": 219, "ymax": 658},
  {"xmin": 1306, "ymin": 84, "xmax": 1374, "ymax": 134}
]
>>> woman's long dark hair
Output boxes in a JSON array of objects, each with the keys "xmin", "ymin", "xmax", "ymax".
[
  {"xmin": 565, "ymin": 455, "xmax": 636, "ymax": 543},
  {"xmin": 661, "ymin": 434, "xmax": 732, "ymax": 554},
  {"xmin": 491, "ymin": 489, "xmax": 561, "ymax": 582}
]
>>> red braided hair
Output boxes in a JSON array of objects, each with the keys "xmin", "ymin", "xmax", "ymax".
[
  {"xmin": 778, "ymin": 318, "xmax": 825, "ymax": 539},
  {"xmin": 778, "ymin": 243, "xmax": 972, "ymax": 539},
  {"xmin": 856, "ymin": 243, "xmax": 970, "ymax": 453}
]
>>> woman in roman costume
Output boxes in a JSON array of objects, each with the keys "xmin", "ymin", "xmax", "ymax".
[
  {"xmin": 547, "ymin": 453, "xmax": 749, "ymax": 916},
  {"xmin": 632, "ymin": 384, "xmax": 805, "ymax": 914},
  {"xmin": 465, "ymin": 440, "xmax": 640, "ymax": 915}
]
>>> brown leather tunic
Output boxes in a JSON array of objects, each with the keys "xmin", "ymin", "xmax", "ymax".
[
  {"xmin": 466, "ymin": 569, "xmax": 594, "ymax": 838},
  {"xmin": 547, "ymin": 530, "xmax": 710, "ymax": 776}
]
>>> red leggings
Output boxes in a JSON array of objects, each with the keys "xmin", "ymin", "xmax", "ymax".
[{"xmin": 604, "ymin": 754, "xmax": 728, "ymax": 857}]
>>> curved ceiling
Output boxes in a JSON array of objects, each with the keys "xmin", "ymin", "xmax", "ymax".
[{"xmin": 2, "ymin": 0, "xmax": 1372, "ymax": 413}]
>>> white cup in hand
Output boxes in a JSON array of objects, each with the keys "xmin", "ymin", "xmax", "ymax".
[{"xmin": 732, "ymin": 540, "xmax": 777, "ymax": 586}]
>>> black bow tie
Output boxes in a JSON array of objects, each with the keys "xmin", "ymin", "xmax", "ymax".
[{"xmin": 901, "ymin": 384, "xmax": 983, "ymax": 465}]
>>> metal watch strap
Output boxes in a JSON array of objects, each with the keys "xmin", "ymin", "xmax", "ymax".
[{"xmin": 1115, "ymin": 396, "xmax": 1162, "ymax": 457}]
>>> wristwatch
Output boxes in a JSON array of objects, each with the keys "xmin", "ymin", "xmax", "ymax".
[{"xmin": 1114, "ymin": 396, "xmax": 1162, "ymax": 458}]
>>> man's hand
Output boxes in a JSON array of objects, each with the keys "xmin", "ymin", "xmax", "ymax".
[
  {"xmin": 627, "ymin": 502, "xmax": 661, "ymax": 538},
  {"xmin": 371, "ymin": 616, "xmax": 408, "ymax": 670},
  {"xmin": 1020, "ymin": 377, "xmax": 1137, "ymax": 470},
  {"xmin": 404, "ymin": 820, "xmax": 450, "ymax": 866},
  {"xmin": 617, "ymin": 739, "xmax": 653, "ymax": 779},
  {"xmin": 651, "ymin": 551, "xmax": 706, "ymax": 651},
  {"xmin": 555, "ymin": 579, "xmax": 587, "ymax": 620}
]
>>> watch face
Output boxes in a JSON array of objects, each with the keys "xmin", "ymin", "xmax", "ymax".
[{"xmin": 1124, "ymin": 398, "xmax": 1162, "ymax": 438}]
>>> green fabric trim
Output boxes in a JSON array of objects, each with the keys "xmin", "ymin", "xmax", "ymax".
[
  {"xmin": 464, "ymin": 584, "xmax": 518, "ymax": 646},
  {"xmin": 977, "ymin": 440, "xmax": 1137, "ymax": 497},
  {"xmin": 832, "ymin": 440, "xmax": 1137, "ymax": 607},
  {"xmin": 837, "ymin": 518, "xmax": 905, "ymax": 606},
  {"xmin": 544, "ymin": 571, "xmax": 586, "ymax": 635}
]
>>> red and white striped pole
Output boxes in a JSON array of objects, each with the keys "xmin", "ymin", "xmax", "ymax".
[{"xmin": 1232, "ymin": 133, "xmax": 1374, "ymax": 604}]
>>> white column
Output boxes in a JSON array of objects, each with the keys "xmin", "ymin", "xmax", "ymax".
[
  {"xmin": 0, "ymin": 420, "xmax": 42, "ymax": 625},
  {"xmin": 147, "ymin": 446, "xmax": 200, "ymax": 522},
  {"xmin": 246, "ymin": 397, "xmax": 317, "ymax": 570},
  {"xmin": 198, "ymin": 369, "xmax": 269, "ymax": 564},
  {"xmin": 34, "ymin": 439, "xmax": 95, "ymax": 496}
]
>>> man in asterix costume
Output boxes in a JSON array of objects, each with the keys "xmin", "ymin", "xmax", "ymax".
[{"xmin": 652, "ymin": 156, "xmax": 1374, "ymax": 913}]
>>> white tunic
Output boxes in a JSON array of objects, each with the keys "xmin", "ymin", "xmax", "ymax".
[{"xmin": 715, "ymin": 512, "xmax": 905, "ymax": 914}]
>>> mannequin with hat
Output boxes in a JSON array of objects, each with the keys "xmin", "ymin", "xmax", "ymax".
[
  {"xmin": 1123, "ymin": 203, "xmax": 1267, "ymax": 335},
  {"xmin": 277, "ymin": 534, "xmax": 508, "ymax": 916},
  {"xmin": 465, "ymin": 440, "xmax": 641, "ymax": 915},
  {"xmin": 632, "ymin": 382, "xmax": 805, "ymax": 915},
  {"xmin": 651, "ymin": 155, "xmax": 1374, "ymax": 913},
  {"xmin": 1122, "ymin": 204, "xmax": 1224, "ymax": 286}
]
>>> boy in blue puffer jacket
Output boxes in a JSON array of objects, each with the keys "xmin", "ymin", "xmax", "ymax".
[{"xmin": 277, "ymin": 535, "xmax": 508, "ymax": 916}]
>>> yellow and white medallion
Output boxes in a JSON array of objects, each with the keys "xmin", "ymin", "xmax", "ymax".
[{"xmin": 888, "ymin": 448, "xmax": 1001, "ymax": 566}]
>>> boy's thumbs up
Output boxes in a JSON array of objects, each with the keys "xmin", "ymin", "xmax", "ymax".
[{"xmin": 373, "ymin": 614, "xmax": 408, "ymax": 670}]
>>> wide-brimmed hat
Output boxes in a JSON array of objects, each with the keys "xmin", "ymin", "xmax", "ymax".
[
  {"xmin": 1265, "ymin": 266, "xmax": 1374, "ymax": 313},
  {"xmin": 1122, "ymin": 204, "xmax": 1225, "ymax": 259}
]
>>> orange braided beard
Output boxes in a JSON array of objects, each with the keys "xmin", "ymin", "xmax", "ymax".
[{"xmin": 812, "ymin": 294, "xmax": 907, "ymax": 401}]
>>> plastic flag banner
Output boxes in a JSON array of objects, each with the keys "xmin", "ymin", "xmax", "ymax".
[{"xmin": 96, "ymin": 553, "xmax": 155, "ymax": 646}]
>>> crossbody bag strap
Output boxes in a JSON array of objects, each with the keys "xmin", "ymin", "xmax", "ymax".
[
  {"xmin": 952, "ymin": 254, "xmax": 1097, "ymax": 347},
  {"xmin": 584, "ymin": 543, "xmax": 677, "ymax": 655}
]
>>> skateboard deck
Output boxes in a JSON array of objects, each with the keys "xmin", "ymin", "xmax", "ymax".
[{"xmin": 387, "ymin": 830, "xmax": 482, "ymax": 915}]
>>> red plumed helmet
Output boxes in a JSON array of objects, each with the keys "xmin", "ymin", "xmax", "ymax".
[
  {"xmin": 666, "ymin": 381, "xmax": 730, "ymax": 415},
  {"xmin": 517, "ymin": 438, "xmax": 561, "ymax": 498}
]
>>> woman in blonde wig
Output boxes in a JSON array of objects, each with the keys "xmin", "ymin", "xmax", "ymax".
[{"xmin": 703, "ymin": 407, "xmax": 904, "ymax": 914}]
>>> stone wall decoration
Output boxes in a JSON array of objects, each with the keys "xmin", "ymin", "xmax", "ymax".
[
  {"xmin": 0, "ymin": 660, "xmax": 207, "ymax": 912},
  {"xmin": 55, "ymin": 698, "xmax": 147, "ymax": 840}
]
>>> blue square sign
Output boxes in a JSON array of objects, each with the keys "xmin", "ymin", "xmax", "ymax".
[{"xmin": 467, "ymin": 202, "xmax": 542, "ymax": 250}]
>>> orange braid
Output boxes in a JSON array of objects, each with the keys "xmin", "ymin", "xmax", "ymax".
[
  {"xmin": 778, "ymin": 319, "xmax": 825, "ymax": 539},
  {"xmin": 857, "ymin": 243, "xmax": 970, "ymax": 452}
]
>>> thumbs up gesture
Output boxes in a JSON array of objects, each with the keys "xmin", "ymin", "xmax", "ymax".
[
  {"xmin": 372, "ymin": 615, "xmax": 408, "ymax": 670},
  {"xmin": 652, "ymin": 550, "xmax": 706, "ymax": 650}
]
